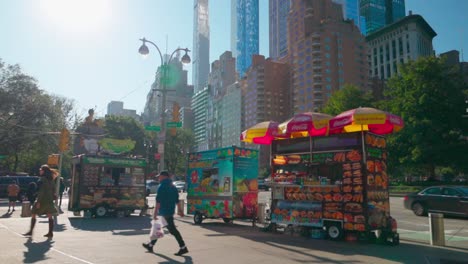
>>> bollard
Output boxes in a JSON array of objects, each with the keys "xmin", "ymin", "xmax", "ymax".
[
  {"xmin": 257, "ymin": 203, "xmax": 266, "ymax": 224},
  {"xmin": 21, "ymin": 201, "xmax": 31, "ymax": 217},
  {"xmin": 429, "ymin": 213, "xmax": 445, "ymax": 246},
  {"xmin": 178, "ymin": 199, "xmax": 185, "ymax": 215}
]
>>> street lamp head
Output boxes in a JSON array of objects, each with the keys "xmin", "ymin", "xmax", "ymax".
[
  {"xmin": 181, "ymin": 49, "xmax": 191, "ymax": 64},
  {"xmin": 138, "ymin": 41, "xmax": 149, "ymax": 56}
]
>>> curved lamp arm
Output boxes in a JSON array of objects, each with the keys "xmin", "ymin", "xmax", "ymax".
[{"xmin": 139, "ymin": 38, "xmax": 164, "ymax": 65}]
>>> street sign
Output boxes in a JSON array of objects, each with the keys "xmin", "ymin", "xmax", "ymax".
[
  {"xmin": 166, "ymin": 121, "xmax": 182, "ymax": 128},
  {"xmin": 145, "ymin": 125, "xmax": 161, "ymax": 131},
  {"xmin": 0, "ymin": 155, "xmax": 7, "ymax": 160}
]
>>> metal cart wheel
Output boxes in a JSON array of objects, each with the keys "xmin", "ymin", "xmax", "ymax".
[
  {"xmin": 94, "ymin": 205, "xmax": 108, "ymax": 217},
  {"xmin": 326, "ymin": 224, "xmax": 343, "ymax": 240},
  {"xmin": 194, "ymin": 212, "xmax": 203, "ymax": 224}
]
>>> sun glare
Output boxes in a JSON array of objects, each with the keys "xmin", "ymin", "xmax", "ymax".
[{"xmin": 39, "ymin": 0, "xmax": 112, "ymax": 33}]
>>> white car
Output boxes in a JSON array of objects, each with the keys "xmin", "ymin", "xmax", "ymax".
[
  {"xmin": 146, "ymin": 180, "xmax": 159, "ymax": 195},
  {"xmin": 173, "ymin": 181, "xmax": 186, "ymax": 192}
]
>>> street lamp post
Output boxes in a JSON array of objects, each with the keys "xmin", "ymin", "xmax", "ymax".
[{"xmin": 138, "ymin": 37, "xmax": 191, "ymax": 172}]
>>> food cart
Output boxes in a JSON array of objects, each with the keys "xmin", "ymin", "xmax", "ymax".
[
  {"xmin": 267, "ymin": 132, "xmax": 399, "ymax": 244},
  {"xmin": 186, "ymin": 146, "xmax": 259, "ymax": 224},
  {"xmin": 68, "ymin": 155, "xmax": 147, "ymax": 217}
]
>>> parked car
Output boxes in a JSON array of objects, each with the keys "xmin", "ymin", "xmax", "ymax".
[
  {"xmin": 403, "ymin": 186, "xmax": 468, "ymax": 217},
  {"xmin": 0, "ymin": 176, "xmax": 40, "ymax": 201},
  {"xmin": 173, "ymin": 181, "xmax": 186, "ymax": 192},
  {"xmin": 146, "ymin": 180, "xmax": 159, "ymax": 195}
]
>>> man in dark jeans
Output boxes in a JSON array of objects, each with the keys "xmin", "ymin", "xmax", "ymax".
[{"xmin": 142, "ymin": 171, "xmax": 188, "ymax": 256}]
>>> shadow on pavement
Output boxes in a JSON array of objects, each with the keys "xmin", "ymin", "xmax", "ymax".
[
  {"xmin": 68, "ymin": 215, "xmax": 151, "ymax": 236},
  {"xmin": 189, "ymin": 219, "xmax": 468, "ymax": 264},
  {"xmin": 1, "ymin": 211, "xmax": 13, "ymax": 218},
  {"xmin": 23, "ymin": 237, "xmax": 54, "ymax": 263},
  {"xmin": 153, "ymin": 253, "xmax": 193, "ymax": 264}
]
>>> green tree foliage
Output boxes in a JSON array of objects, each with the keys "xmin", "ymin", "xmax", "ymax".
[
  {"xmin": 102, "ymin": 115, "xmax": 146, "ymax": 156},
  {"xmin": 0, "ymin": 59, "xmax": 77, "ymax": 174},
  {"xmin": 164, "ymin": 128, "xmax": 196, "ymax": 176},
  {"xmin": 384, "ymin": 56, "xmax": 468, "ymax": 179},
  {"xmin": 323, "ymin": 84, "xmax": 374, "ymax": 115}
]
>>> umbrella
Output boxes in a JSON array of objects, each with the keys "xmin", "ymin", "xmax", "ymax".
[
  {"xmin": 240, "ymin": 121, "xmax": 283, "ymax": 145},
  {"xmin": 328, "ymin": 107, "xmax": 404, "ymax": 135},
  {"xmin": 283, "ymin": 112, "xmax": 333, "ymax": 138}
]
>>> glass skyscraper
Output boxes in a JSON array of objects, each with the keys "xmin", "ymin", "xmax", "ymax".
[
  {"xmin": 333, "ymin": 0, "xmax": 367, "ymax": 35},
  {"xmin": 193, "ymin": 0, "xmax": 210, "ymax": 94},
  {"xmin": 360, "ymin": 0, "xmax": 405, "ymax": 35},
  {"xmin": 231, "ymin": 0, "xmax": 259, "ymax": 78},
  {"xmin": 269, "ymin": 0, "xmax": 290, "ymax": 60}
]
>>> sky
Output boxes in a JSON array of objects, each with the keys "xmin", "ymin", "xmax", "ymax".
[{"xmin": 1, "ymin": 0, "xmax": 467, "ymax": 118}]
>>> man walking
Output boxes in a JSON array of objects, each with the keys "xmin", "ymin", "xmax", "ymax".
[
  {"xmin": 142, "ymin": 171, "xmax": 188, "ymax": 256},
  {"xmin": 7, "ymin": 180, "xmax": 20, "ymax": 212}
]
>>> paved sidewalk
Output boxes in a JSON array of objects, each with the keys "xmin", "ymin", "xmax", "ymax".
[{"xmin": 1, "ymin": 198, "xmax": 468, "ymax": 264}]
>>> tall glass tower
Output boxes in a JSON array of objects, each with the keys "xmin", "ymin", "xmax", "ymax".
[
  {"xmin": 333, "ymin": 0, "xmax": 367, "ymax": 35},
  {"xmin": 360, "ymin": 0, "xmax": 405, "ymax": 35},
  {"xmin": 269, "ymin": 0, "xmax": 290, "ymax": 60},
  {"xmin": 193, "ymin": 0, "xmax": 210, "ymax": 94},
  {"xmin": 231, "ymin": 0, "xmax": 259, "ymax": 78}
]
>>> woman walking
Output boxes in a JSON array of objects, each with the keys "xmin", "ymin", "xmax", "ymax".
[{"xmin": 23, "ymin": 164, "xmax": 58, "ymax": 238}]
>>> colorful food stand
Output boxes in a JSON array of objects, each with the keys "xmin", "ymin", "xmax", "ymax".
[
  {"xmin": 242, "ymin": 108, "xmax": 403, "ymax": 244},
  {"xmin": 268, "ymin": 132, "xmax": 398, "ymax": 243},
  {"xmin": 186, "ymin": 146, "xmax": 259, "ymax": 224},
  {"xmin": 68, "ymin": 155, "xmax": 147, "ymax": 217}
]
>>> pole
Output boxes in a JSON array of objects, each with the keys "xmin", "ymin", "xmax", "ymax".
[
  {"xmin": 159, "ymin": 62, "xmax": 167, "ymax": 172},
  {"xmin": 53, "ymin": 151, "xmax": 63, "ymax": 223}
]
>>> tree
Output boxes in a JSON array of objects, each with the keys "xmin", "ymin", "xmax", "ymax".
[
  {"xmin": 164, "ymin": 128, "xmax": 196, "ymax": 176},
  {"xmin": 323, "ymin": 84, "xmax": 374, "ymax": 115},
  {"xmin": 0, "ymin": 59, "xmax": 77, "ymax": 174},
  {"xmin": 384, "ymin": 56, "xmax": 468, "ymax": 179}
]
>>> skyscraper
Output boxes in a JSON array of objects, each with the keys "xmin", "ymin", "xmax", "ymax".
[
  {"xmin": 269, "ymin": 0, "xmax": 290, "ymax": 60},
  {"xmin": 332, "ymin": 0, "xmax": 367, "ymax": 35},
  {"xmin": 288, "ymin": 0, "xmax": 369, "ymax": 113},
  {"xmin": 231, "ymin": 0, "xmax": 259, "ymax": 78},
  {"xmin": 193, "ymin": 0, "xmax": 210, "ymax": 94},
  {"xmin": 360, "ymin": 0, "xmax": 405, "ymax": 35}
]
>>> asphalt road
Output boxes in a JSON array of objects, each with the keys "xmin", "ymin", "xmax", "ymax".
[{"xmin": 1, "ymin": 194, "xmax": 468, "ymax": 263}]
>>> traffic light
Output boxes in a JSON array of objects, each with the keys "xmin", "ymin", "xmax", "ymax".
[
  {"xmin": 172, "ymin": 102, "xmax": 180, "ymax": 121},
  {"xmin": 170, "ymin": 103, "xmax": 180, "ymax": 136},
  {"xmin": 58, "ymin": 128, "xmax": 70, "ymax": 151}
]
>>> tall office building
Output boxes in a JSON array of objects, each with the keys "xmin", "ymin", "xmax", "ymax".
[
  {"xmin": 332, "ymin": 0, "xmax": 367, "ymax": 35},
  {"xmin": 288, "ymin": 0, "xmax": 368, "ymax": 113},
  {"xmin": 192, "ymin": 87, "xmax": 210, "ymax": 151},
  {"xmin": 269, "ymin": 0, "xmax": 290, "ymax": 60},
  {"xmin": 206, "ymin": 51, "xmax": 237, "ymax": 149},
  {"xmin": 366, "ymin": 14, "xmax": 436, "ymax": 80},
  {"xmin": 193, "ymin": 0, "xmax": 210, "ymax": 94},
  {"xmin": 360, "ymin": 0, "xmax": 405, "ymax": 35},
  {"xmin": 231, "ymin": 0, "xmax": 259, "ymax": 78}
]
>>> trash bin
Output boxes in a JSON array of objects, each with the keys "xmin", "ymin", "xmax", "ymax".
[
  {"xmin": 257, "ymin": 203, "xmax": 266, "ymax": 224},
  {"xmin": 429, "ymin": 213, "xmax": 445, "ymax": 246},
  {"xmin": 21, "ymin": 201, "xmax": 31, "ymax": 217},
  {"xmin": 178, "ymin": 199, "xmax": 185, "ymax": 215}
]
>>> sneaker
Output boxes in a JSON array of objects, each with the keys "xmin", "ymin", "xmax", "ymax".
[
  {"xmin": 142, "ymin": 243, "xmax": 153, "ymax": 252},
  {"xmin": 174, "ymin": 247, "xmax": 188, "ymax": 256}
]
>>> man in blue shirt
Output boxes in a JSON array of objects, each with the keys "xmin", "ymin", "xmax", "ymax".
[{"xmin": 143, "ymin": 171, "xmax": 188, "ymax": 256}]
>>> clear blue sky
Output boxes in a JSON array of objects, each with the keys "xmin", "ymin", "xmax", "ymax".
[{"xmin": 1, "ymin": 0, "xmax": 467, "ymax": 118}]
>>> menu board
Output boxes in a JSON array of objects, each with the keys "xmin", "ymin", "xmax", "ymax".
[
  {"xmin": 83, "ymin": 166, "xmax": 99, "ymax": 186},
  {"xmin": 365, "ymin": 133, "xmax": 390, "ymax": 229},
  {"xmin": 338, "ymin": 149, "xmax": 366, "ymax": 232}
]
